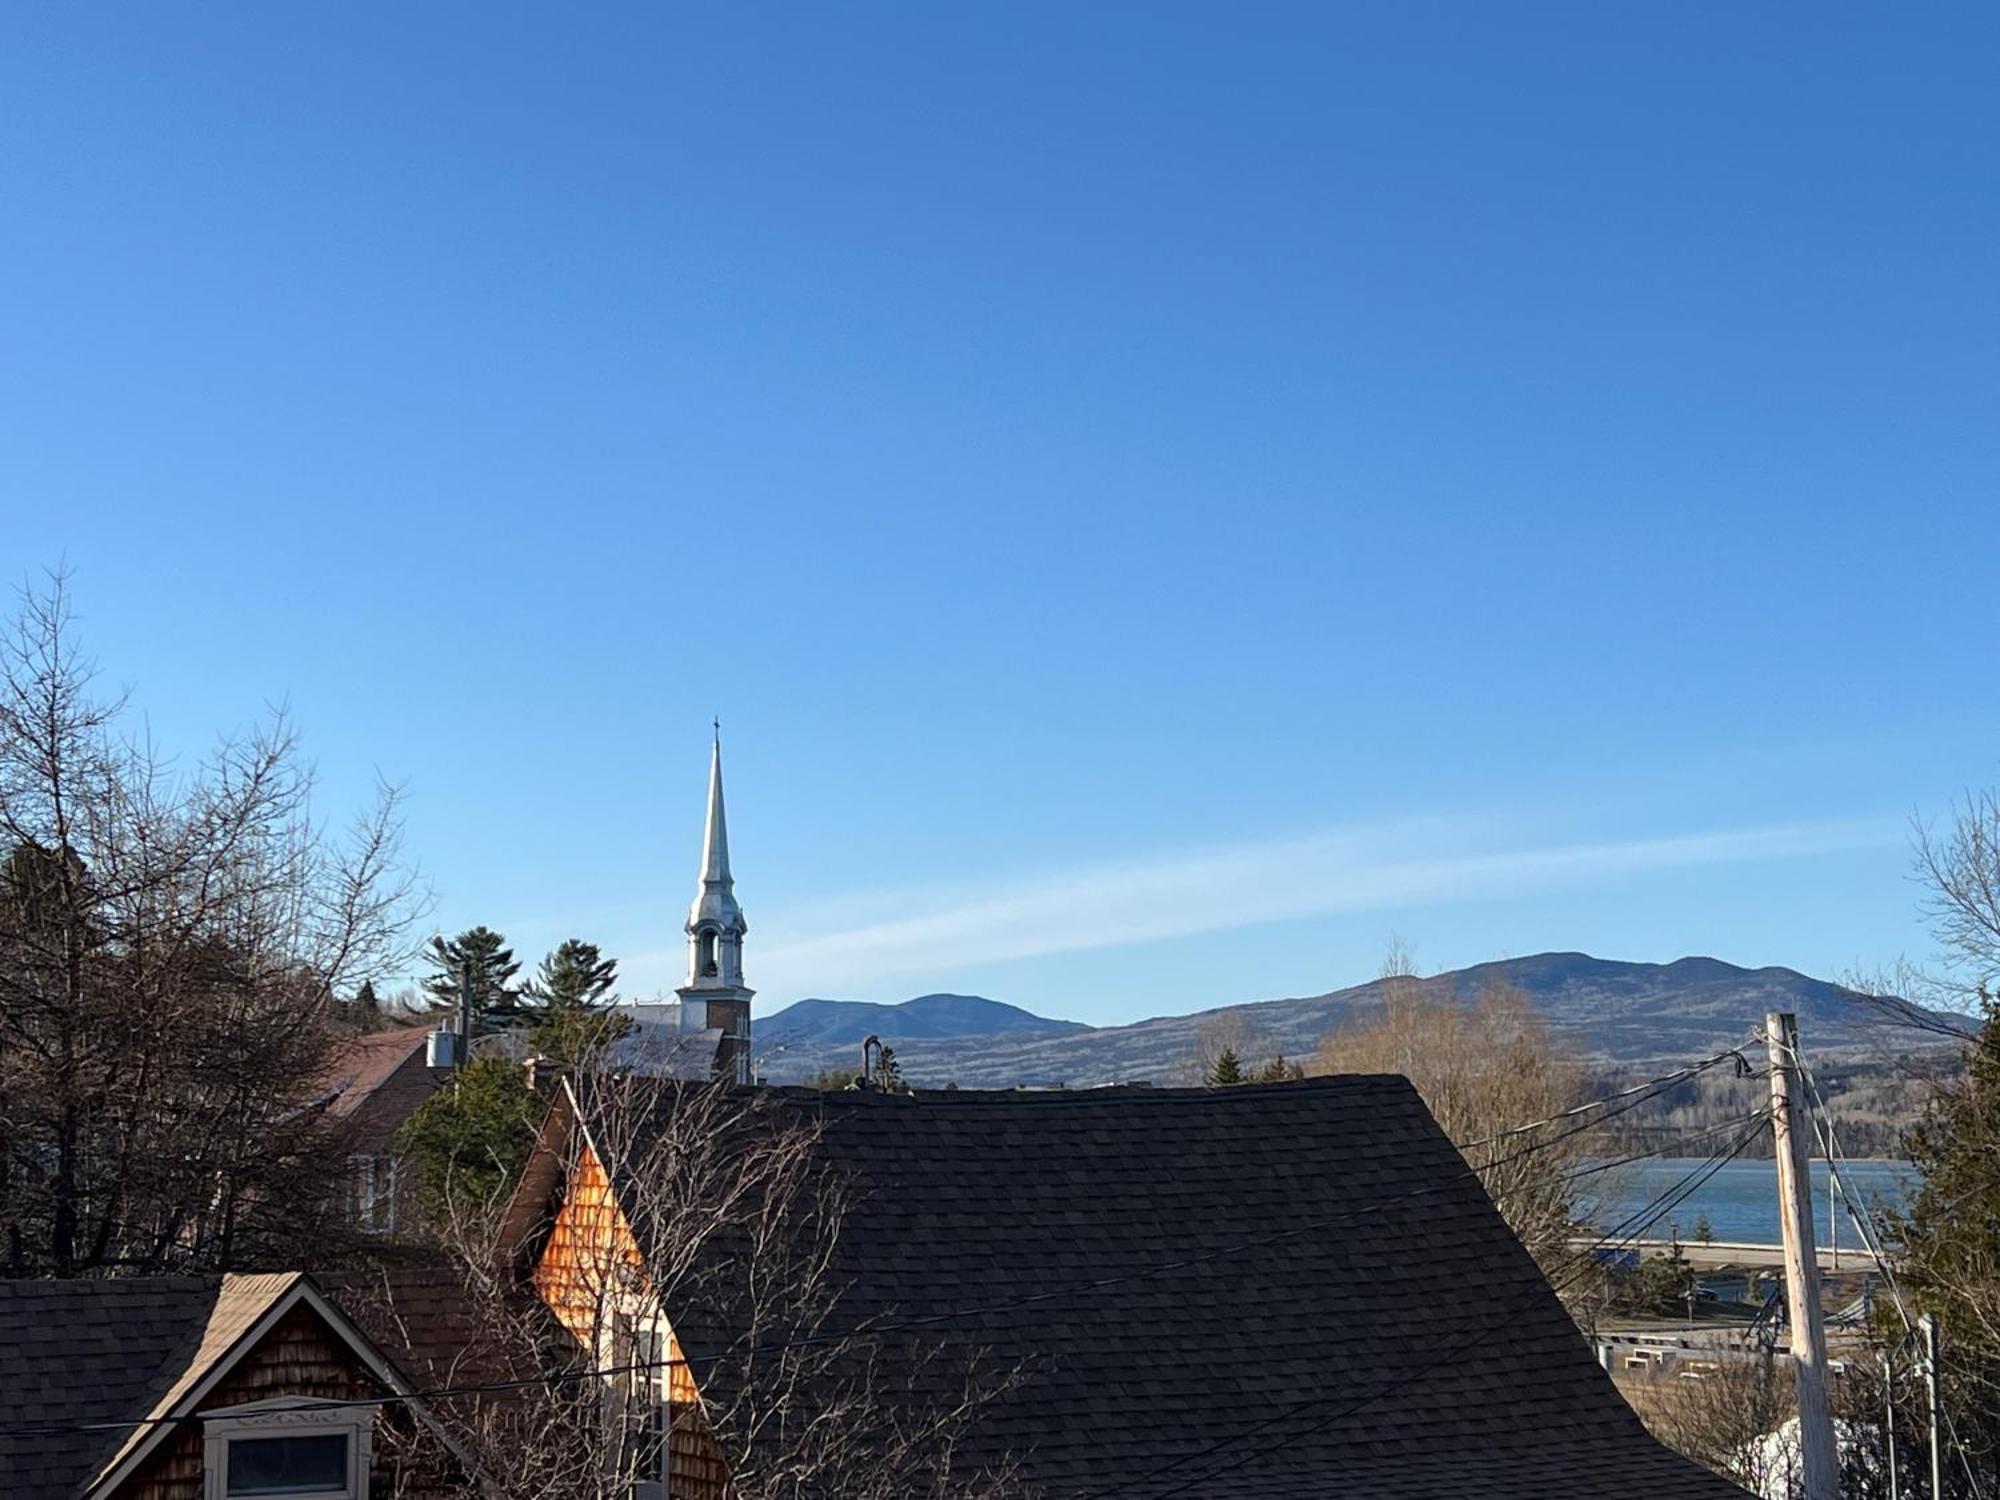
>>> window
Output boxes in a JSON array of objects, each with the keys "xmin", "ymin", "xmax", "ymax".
[
  {"xmin": 204, "ymin": 1404, "xmax": 369, "ymax": 1500},
  {"xmin": 697, "ymin": 930, "xmax": 718, "ymax": 978},
  {"xmin": 350, "ymin": 1155, "xmax": 398, "ymax": 1236},
  {"xmin": 628, "ymin": 1328, "xmax": 668, "ymax": 1500},
  {"xmin": 227, "ymin": 1435, "xmax": 348, "ymax": 1494}
]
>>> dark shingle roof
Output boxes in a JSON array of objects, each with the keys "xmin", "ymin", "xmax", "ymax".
[
  {"xmin": 0, "ymin": 1274, "xmax": 297, "ymax": 1500},
  {"xmin": 601, "ymin": 1076, "xmax": 1748, "ymax": 1499}
]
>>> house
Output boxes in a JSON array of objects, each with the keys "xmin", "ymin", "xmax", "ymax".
[
  {"xmin": 320, "ymin": 1024, "xmax": 448, "ymax": 1236},
  {"xmin": 501, "ymin": 1074, "xmax": 1754, "ymax": 1499},
  {"xmin": 0, "ymin": 1271, "xmax": 485, "ymax": 1500}
]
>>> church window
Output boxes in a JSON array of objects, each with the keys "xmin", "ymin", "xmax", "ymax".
[{"xmin": 698, "ymin": 930, "xmax": 718, "ymax": 978}]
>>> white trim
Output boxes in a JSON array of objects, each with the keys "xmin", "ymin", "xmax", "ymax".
[
  {"xmin": 202, "ymin": 1399, "xmax": 370, "ymax": 1500},
  {"xmin": 349, "ymin": 1154, "xmax": 399, "ymax": 1236},
  {"xmin": 85, "ymin": 1278, "xmax": 493, "ymax": 1500}
]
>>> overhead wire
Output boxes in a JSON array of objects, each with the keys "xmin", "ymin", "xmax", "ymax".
[
  {"xmin": 1073, "ymin": 1111, "xmax": 1775, "ymax": 1500},
  {"xmin": 0, "ymin": 1042, "xmax": 1766, "ymax": 1445},
  {"xmin": 1780, "ymin": 1032, "xmax": 1986, "ymax": 1499}
]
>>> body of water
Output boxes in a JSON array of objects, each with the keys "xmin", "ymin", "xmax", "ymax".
[{"xmin": 1590, "ymin": 1158, "xmax": 1918, "ymax": 1246}]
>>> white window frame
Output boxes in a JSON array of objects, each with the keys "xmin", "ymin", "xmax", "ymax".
[
  {"xmin": 202, "ymin": 1399, "xmax": 371, "ymax": 1500},
  {"xmin": 596, "ymin": 1294, "xmax": 671, "ymax": 1500},
  {"xmin": 349, "ymin": 1154, "xmax": 398, "ymax": 1236}
]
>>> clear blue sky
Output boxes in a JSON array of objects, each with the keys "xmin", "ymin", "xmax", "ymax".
[{"xmin": 4, "ymin": 5, "xmax": 1996, "ymax": 1023}]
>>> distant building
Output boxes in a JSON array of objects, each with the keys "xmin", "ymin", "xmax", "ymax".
[{"xmin": 318, "ymin": 1023, "xmax": 447, "ymax": 1237}]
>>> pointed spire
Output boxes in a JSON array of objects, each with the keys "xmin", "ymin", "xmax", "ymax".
[
  {"xmin": 699, "ymin": 726, "xmax": 731, "ymax": 889},
  {"xmin": 687, "ymin": 726, "xmax": 745, "ymax": 937}
]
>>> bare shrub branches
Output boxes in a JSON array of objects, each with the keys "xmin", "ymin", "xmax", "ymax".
[
  {"xmin": 410, "ymin": 1075, "xmax": 1026, "ymax": 1500},
  {"xmin": 1311, "ymin": 966, "xmax": 1589, "ymax": 1281}
]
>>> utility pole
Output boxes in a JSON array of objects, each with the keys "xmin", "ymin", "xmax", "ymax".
[
  {"xmin": 1767, "ymin": 1011, "xmax": 1839, "ymax": 1500},
  {"xmin": 460, "ymin": 960, "xmax": 477, "ymax": 1044},
  {"xmin": 1921, "ymin": 1312, "xmax": 1944, "ymax": 1500}
]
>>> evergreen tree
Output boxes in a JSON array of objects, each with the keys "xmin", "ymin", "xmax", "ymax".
[
  {"xmin": 1629, "ymin": 1236, "xmax": 1697, "ymax": 1316},
  {"xmin": 421, "ymin": 926, "xmax": 522, "ymax": 1015},
  {"xmin": 876, "ymin": 1043, "xmax": 908, "ymax": 1094},
  {"xmin": 1887, "ymin": 992, "xmax": 2000, "ymax": 1471},
  {"xmin": 522, "ymin": 938, "xmax": 617, "ymax": 1012},
  {"xmin": 1208, "ymin": 1047, "xmax": 1245, "ymax": 1086},
  {"xmin": 396, "ymin": 1055, "xmax": 546, "ymax": 1220},
  {"xmin": 527, "ymin": 1006, "xmax": 632, "ymax": 1072},
  {"xmin": 1253, "ymin": 1053, "xmax": 1305, "ymax": 1083}
]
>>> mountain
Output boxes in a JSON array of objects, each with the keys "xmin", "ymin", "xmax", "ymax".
[
  {"xmin": 752, "ymin": 953, "xmax": 1962, "ymax": 1087},
  {"xmin": 758, "ymin": 992, "xmax": 1087, "ymax": 1072}
]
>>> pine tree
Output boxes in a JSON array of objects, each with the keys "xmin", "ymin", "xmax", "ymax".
[
  {"xmin": 396, "ymin": 1055, "xmax": 546, "ymax": 1219},
  {"xmin": 421, "ymin": 926, "xmax": 523, "ymax": 1015},
  {"xmin": 522, "ymin": 939, "xmax": 618, "ymax": 1012},
  {"xmin": 1889, "ymin": 992, "xmax": 2000, "ymax": 1447},
  {"xmin": 1208, "ymin": 1047, "xmax": 1245, "ymax": 1086},
  {"xmin": 877, "ymin": 1043, "xmax": 909, "ymax": 1094}
]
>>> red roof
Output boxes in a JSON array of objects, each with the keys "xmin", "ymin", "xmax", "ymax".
[{"xmin": 322, "ymin": 1024, "xmax": 444, "ymax": 1153}]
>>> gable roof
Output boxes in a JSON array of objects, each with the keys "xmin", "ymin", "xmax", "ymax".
[
  {"xmin": 584, "ymin": 1076, "xmax": 1749, "ymax": 1500},
  {"xmin": 0, "ymin": 1277, "xmax": 249, "ymax": 1500},
  {"xmin": 321, "ymin": 1023, "xmax": 445, "ymax": 1153},
  {"xmin": 0, "ymin": 1274, "xmax": 304, "ymax": 1499},
  {"xmin": 0, "ymin": 1272, "xmax": 483, "ymax": 1500}
]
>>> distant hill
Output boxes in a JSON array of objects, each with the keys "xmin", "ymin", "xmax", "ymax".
[
  {"xmin": 753, "ymin": 953, "xmax": 1962, "ymax": 1087},
  {"xmin": 758, "ymin": 992, "xmax": 1087, "ymax": 1074}
]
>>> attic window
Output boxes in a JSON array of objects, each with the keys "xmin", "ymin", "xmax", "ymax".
[
  {"xmin": 229, "ymin": 1435, "xmax": 346, "ymax": 1493},
  {"xmin": 203, "ymin": 1405, "xmax": 369, "ymax": 1500}
]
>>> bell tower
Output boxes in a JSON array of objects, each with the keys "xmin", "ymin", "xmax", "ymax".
[{"xmin": 676, "ymin": 727, "xmax": 752, "ymax": 1083}]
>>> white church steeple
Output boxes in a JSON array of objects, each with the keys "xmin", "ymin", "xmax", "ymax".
[{"xmin": 678, "ymin": 725, "xmax": 753, "ymax": 1082}]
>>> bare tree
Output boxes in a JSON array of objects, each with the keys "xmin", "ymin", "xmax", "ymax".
[
  {"xmin": 1311, "ymin": 955, "xmax": 1589, "ymax": 1281},
  {"xmin": 0, "ymin": 572, "xmax": 423, "ymax": 1274},
  {"xmin": 1625, "ymin": 1356, "xmax": 1795, "ymax": 1498},
  {"xmin": 390, "ymin": 1075, "xmax": 1026, "ymax": 1500},
  {"xmin": 1918, "ymin": 791, "xmax": 2000, "ymax": 1007}
]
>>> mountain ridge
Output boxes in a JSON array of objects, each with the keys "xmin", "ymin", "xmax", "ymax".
[
  {"xmin": 752, "ymin": 952, "xmax": 1960, "ymax": 1086},
  {"xmin": 758, "ymin": 991, "xmax": 1087, "ymax": 1057}
]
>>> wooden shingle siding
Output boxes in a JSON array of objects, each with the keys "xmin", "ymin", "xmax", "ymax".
[
  {"xmin": 531, "ymin": 1142, "xmax": 646, "ymax": 1345},
  {"xmin": 530, "ymin": 1140, "xmax": 732, "ymax": 1500},
  {"xmin": 109, "ymin": 1305, "xmax": 465, "ymax": 1500}
]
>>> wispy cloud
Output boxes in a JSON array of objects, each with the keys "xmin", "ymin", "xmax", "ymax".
[{"xmin": 732, "ymin": 816, "xmax": 1893, "ymax": 997}]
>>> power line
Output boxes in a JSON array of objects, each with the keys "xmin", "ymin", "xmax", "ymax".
[
  {"xmin": 1074, "ymin": 1113, "xmax": 1774, "ymax": 1500},
  {"xmin": 0, "ymin": 1046, "xmax": 1762, "ymax": 1444},
  {"xmin": 1784, "ymin": 1039, "xmax": 1986, "ymax": 1500},
  {"xmin": 1459, "ymin": 1038, "xmax": 1758, "ymax": 1151}
]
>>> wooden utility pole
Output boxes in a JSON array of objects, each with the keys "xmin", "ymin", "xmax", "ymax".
[{"xmin": 1767, "ymin": 1011, "xmax": 1839, "ymax": 1500}]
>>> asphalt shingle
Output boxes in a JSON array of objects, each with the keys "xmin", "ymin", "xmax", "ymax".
[{"xmin": 597, "ymin": 1075, "xmax": 1750, "ymax": 1499}]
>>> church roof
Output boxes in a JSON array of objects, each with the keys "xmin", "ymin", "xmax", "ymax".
[{"xmin": 582, "ymin": 1077, "xmax": 1750, "ymax": 1499}]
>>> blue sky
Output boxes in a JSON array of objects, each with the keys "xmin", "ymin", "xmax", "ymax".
[{"xmin": 4, "ymin": 5, "xmax": 1996, "ymax": 1024}]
